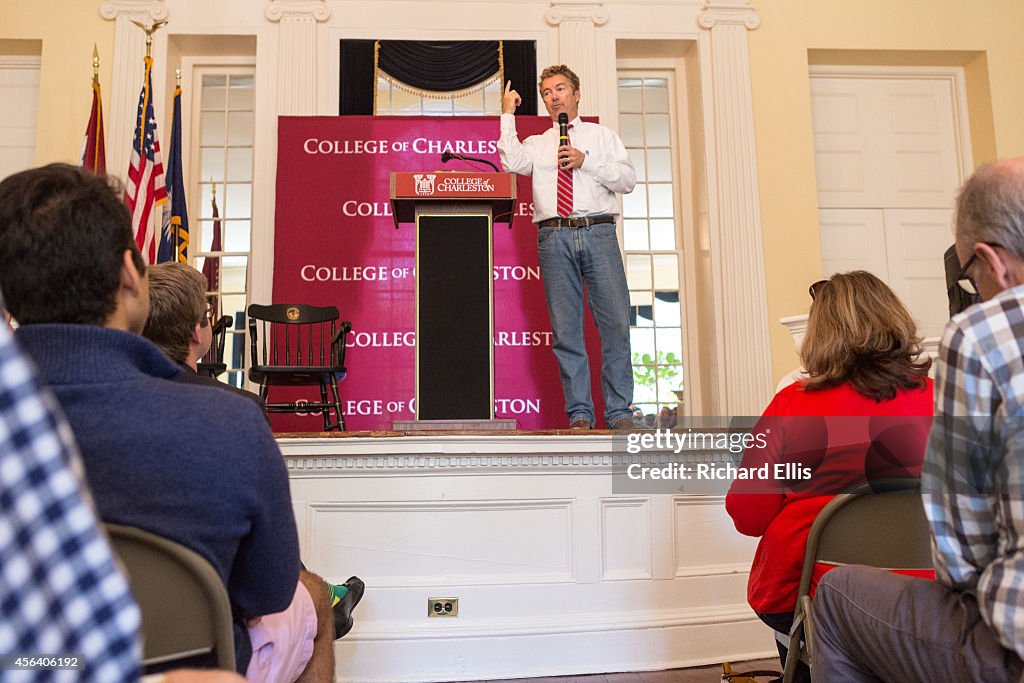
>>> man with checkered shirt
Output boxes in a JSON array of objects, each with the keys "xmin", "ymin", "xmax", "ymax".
[{"xmin": 811, "ymin": 158, "xmax": 1024, "ymax": 682}]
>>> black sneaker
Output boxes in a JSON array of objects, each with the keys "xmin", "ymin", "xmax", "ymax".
[{"xmin": 332, "ymin": 576, "xmax": 365, "ymax": 639}]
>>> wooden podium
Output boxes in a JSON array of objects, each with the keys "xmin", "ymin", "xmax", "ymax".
[{"xmin": 390, "ymin": 172, "xmax": 516, "ymax": 429}]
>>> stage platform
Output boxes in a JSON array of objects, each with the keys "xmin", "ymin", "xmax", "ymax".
[{"xmin": 278, "ymin": 430, "xmax": 771, "ymax": 683}]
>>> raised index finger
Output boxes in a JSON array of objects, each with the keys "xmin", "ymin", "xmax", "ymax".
[{"xmin": 505, "ymin": 80, "xmax": 512, "ymax": 94}]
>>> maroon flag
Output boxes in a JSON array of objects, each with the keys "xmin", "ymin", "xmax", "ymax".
[
  {"xmin": 202, "ymin": 193, "xmax": 222, "ymax": 314},
  {"xmin": 80, "ymin": 75, "xmax": 106, "ymax": 176},
  {"xmin": 124, "ymin": 55, "xmax": 167, "ymax": 264}
]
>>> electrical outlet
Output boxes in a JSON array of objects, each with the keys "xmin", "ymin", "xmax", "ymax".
[{"xmin": 427, "ymin": 597, "xmax": 459, "ymax": 617}]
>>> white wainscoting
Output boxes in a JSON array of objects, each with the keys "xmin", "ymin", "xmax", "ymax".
[{"xmin": 281, "ymin": 435, "xmax": 772, "ymax": 682}]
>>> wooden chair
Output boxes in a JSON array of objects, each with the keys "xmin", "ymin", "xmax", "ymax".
[
  {"xmin": 196, "ymin": 314, "xmax": 233, "ymax": 379},
  {"xmin": 105, "ymin": 524, "xmax": 235, "ymax": 671},
  {"xmin": 781, "ymin": 480, "xmax": 933, "ymax": 683},
  {"xmin": 247, "ymin": 303, "xmax": 351, "ymax": 431}
]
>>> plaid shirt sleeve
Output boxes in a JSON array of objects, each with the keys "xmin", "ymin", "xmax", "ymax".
[
  {"xmin": 922, "ymin": 292, "xmax": 1024, "ymax": 659},
  {"xmin": 0, "ymin": 323, "xmax": 141, "ymax": 681}
]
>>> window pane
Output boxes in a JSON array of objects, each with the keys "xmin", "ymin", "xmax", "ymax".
[
  {"xmin": 221, "ymin": 294, "xmax": 247, "ymax": 322},
  {"xmin": 631, "ymin": 303, "xmax": 654, "ymax": 328},
  {"xmin": 650, "ymin": 219, "xmax": 676, "ymax": 251},
  {"xmin": 226, "ymin": 147, "xmax": 253, "ymax": 182},
  {"xmin": 648, "ymin": 183, "xmax": 674, "ymax": 218},
  {"xmin": 629, "ymin": 290, "xmax": 653, "ymax": 306},
  {"xmin": 619, "ymin": 114, "xmax": 644, "ymax": 147},
  {"xmin": 374, "ymin": 78, "xmax": 392, "ymax": 113},
  {"xmin": 228, "ymin": 75, "xmax": 254, "ymax": 110},
  {"xmin": 200, "ymin": 111, "xmax": 226, "ymax": 146},
  {"xmin": 623, "ymin": 218, "xmax": 649, "ymax": 251},
  {"xmin": 220, "ymin": 256, "xmax": 248, "ymax": 293},
  {"xmin": 626, "ymin": 254, "xmax": 652, "ymax": 290},
  {"xmin": 618, "ymin": 80, "xmax": 643, "ymax": 113},
  {"xmin": 200, "ymin": 147, "xmax": 224, "ymax": 182},
  {"xmin": 653, "ymin": 254, "xmax": 679, "ymax": 289},
  {"xmin": 630, "ymin": 328, "xmax": 656, "ymax": 364},
  {"xmin": 622, "ymin": 185, "xmax": 648, "ymax": 218},
  {"xmin": 422, "ymin": 97, "xmax": 451, "ymax": 114},
  {"xmin": 454, "ymin": 89, "xmax": 482, "ymax": 113},
  {"xmin": 628, "ymin": 148, "xmax": 646, "ymax": 182},
  {"xmin": 199, "ymin": 184, "xmax": 226, "ymax": 218},
  {"xmin": 223, "ymin": 220, "xmax": 251, "ymax": 252},
  {"xmin": 645, "ymin": 113, "xmax": 670, "ymax": 147},
  {"xmin": 657, "ymin": 367, "xmax": 683, "ymax": 403},
  {"xmin": 654, "ymin": 291, "xmax": 681, "ymax": 327},
  {"xmin": 226, "ymin": 111, "xmax": 254, "ymax": 145},
  {"xmin": 656, "ymin": 327, "xmax": 683, "ymax": 359},
  {"xmin": 391, "ymin": 86, "xmax": 420, "ymax": 113},
  {"xmin": 647, "ymin": 148, "xmax": 672, "ymax": 182},
  {"xmin": 224, "ymin": 184, "xmax": 252, "ymax": 220},
  {"xmin": 643, "ymin": 78, "xmax": 669, "ymax": 113},
  {"xmin": 201, "ymin": 78, "xmax": 226, "ymax": 110}
]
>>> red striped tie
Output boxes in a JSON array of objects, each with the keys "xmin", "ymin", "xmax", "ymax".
[{"xmin": 556, "ymin": 127, "xmax": 573, "ymax": 217}]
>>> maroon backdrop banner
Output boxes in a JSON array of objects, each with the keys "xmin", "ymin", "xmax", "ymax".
[{"xmin": 272, "ymin": 116, "xmax": 604, "ymax": 431}]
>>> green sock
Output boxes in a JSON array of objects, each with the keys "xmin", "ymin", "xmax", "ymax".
[{"xmin": 327, "ymin": 582, "xmax": 349, "ymax": 607}]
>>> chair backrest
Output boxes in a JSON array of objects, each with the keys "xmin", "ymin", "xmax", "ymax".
[
  {"xmin": 197, "ymin": 314, "xmax": 233, "ymax": 378},
  {"xmin": 796, "ymin": 481, "xmax": 933, "ymax": 599},
  {"xmin": 105, "ymin": 524, "xmax": 235, "ymax": 671},
  {"xmin": 247, "ymin": 303, "xmax": 345, "ymax": 369}
]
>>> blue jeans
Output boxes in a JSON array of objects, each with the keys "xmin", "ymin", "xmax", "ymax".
[{"xmin": 536, "ymin": 221, "xmax": 633, "ymax": 427}]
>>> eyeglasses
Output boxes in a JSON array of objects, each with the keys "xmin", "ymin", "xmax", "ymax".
[{"xmin": 809, "ymin": 279, "xmax": 829, "ymax": 300}]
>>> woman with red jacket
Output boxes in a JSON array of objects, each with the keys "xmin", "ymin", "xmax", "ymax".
[{"xmin": 725, "ymin": 271, "xmax": 933, "ymax": 682}]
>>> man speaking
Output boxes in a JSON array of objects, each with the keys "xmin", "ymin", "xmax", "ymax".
[{"xmin": 497, "ymin": 65, "xmax": 639, "ymax": 431}]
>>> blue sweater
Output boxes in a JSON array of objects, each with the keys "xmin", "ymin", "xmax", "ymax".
[{"xmin": 14, "ymin": 324, "xmax": 300, "ymax": 622}]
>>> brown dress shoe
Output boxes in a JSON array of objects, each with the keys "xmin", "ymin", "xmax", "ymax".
[{"xmin": 570, "ymin": 419, "xmax": 593, "ymax": 429}]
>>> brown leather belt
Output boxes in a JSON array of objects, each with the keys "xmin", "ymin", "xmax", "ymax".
[{"xmin": 537, "ymin": 214, "xmax": 616, "ymax": 229}]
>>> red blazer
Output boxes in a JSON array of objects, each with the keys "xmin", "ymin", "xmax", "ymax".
[{"xmin": 725, "ymin": 379, "xmax": 933, "ymax": 614}]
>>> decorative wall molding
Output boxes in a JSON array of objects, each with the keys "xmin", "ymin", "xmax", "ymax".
[
  {"xmin": 99, "ymin": 0, "xmax": 168, "ymax": 22},
  {"xmin": 265, "ymin": 0, "xmax": 328, "ymax": 115},
  {"xmin": 264, "ymin": 0, "xmax": 332, "ymax": 23},
  {"xmin": 697, "ymin": 0, "xmax": 760, "ymax": 30},
  {"xmin": 544, "ymin": 2, "xmax": 607, "ymax": 117},
  {"xmin": 545, "ymin": 1, "xmax": 609, "ymax": 26},
  {"xmin": 600, "ymin": 497, "xmax": 653, "ymax": 580},
  {"xmin": 696, "ymin": 1, "xmax": 773, "ymax": 414}
]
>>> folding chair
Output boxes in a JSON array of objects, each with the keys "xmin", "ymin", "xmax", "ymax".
[
  {"xmin": 105, "ymin": 524, "xmax": 235, "ymax": 671},
  {"xmin": 781, "ymin": 481, "xmax": 933, "ymax": 683},
  {"xmin": 247, "ymin": 303, "xmax": 351, "ymax": 431}
]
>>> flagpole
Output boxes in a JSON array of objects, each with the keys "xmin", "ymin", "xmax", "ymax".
[{"xmin": 175, "ymin": 67, "xmax": 182, "ymax": 262}]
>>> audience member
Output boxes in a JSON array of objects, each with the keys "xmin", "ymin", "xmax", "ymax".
[
  {"xmin": 0, "ymin": 164, "xmax": 333, "ymax": 682},
  {"xmin": 812, "ymin": 159, "xmax": 1024, "ymax": 682},
  {"xmin": 142, "ymin": 261, "xmax": 364, "ymax": 637},
  {"xmin": 0, "ymin": 297, "xmax": 245, "ymax": 683},
  {"xmin": 0, "ymin": 307, "xmax": 142, "ymax": 681},
  {"xmin": 725, "ymin": 271, "xmax": 933, "ymax": 681}
]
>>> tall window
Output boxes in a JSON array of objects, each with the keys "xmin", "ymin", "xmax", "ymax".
[
  {"xmin": 618, "ymin": 73, "xmax": 685, "ymax": 424},
  {"xmin": 375, "ymin": 73, "xmax": 502, "ymax": 116},
  {"xmin": 192, "ymin": 67, "xmax": 254, "ymax": 388}
]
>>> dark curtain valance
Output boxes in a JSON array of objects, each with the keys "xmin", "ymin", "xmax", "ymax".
[
  {"xmin": 339, "ymin": 39, "xmax": 537, "ymax": 116},
  {"xmin": 378, "ymin": 40, "xmax": 499, "ymax": 92}
]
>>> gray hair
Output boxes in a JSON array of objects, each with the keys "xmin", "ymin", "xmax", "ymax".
[{"xmin": 955, "ymin": 159, "xmax": 1024, "ymax": 260}]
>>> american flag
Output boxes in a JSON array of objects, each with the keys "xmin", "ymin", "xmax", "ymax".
[{"xmin": 124, "ymin": 55, "xmax": 167, "ymax": 264}]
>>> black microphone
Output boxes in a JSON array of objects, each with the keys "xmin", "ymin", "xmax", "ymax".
[
  {"xmin": 439, "ymin": 151, "xmax": 500, "ymax": 173},
  {"xmin": 558, "ymin": 113, "xmax": 569, "ymax": 168}
]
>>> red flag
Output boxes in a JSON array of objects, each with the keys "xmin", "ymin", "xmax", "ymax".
[
  {"xmin": 80, "ymin": 75, "xmax": 106, "ymax": 175},
  {"xmin": 202, "ymin": 193, "xmax": 222, "ymax": 314},
  {"xmin": 124, "ymin": 55, "xmax": 167, "ymax": 264}
]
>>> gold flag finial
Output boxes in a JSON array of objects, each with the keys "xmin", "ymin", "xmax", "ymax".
[
  {"xmin": 211, "ymin": 180, "xmax": 216, "ymax": 200},
  {"xmin": 91, "ymin": 44, "xmax": 99, "ymax": 78},
  {"xmin": 175, "ymin": 67, "xmax": 181, "ymax": 87},
  {"xmin": 130, "ymin": 20, "xmax": 167, "ymax": 58}
]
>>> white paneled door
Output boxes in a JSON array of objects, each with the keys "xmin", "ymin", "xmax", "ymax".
[{"xmin": 811, "ymin": 67, "xmax": 970, "ymax": 338}]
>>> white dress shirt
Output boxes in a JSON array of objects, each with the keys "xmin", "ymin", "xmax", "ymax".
[{"xmin": 497, "ymin": 114, "xmax": 636, "ymax": 223}]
